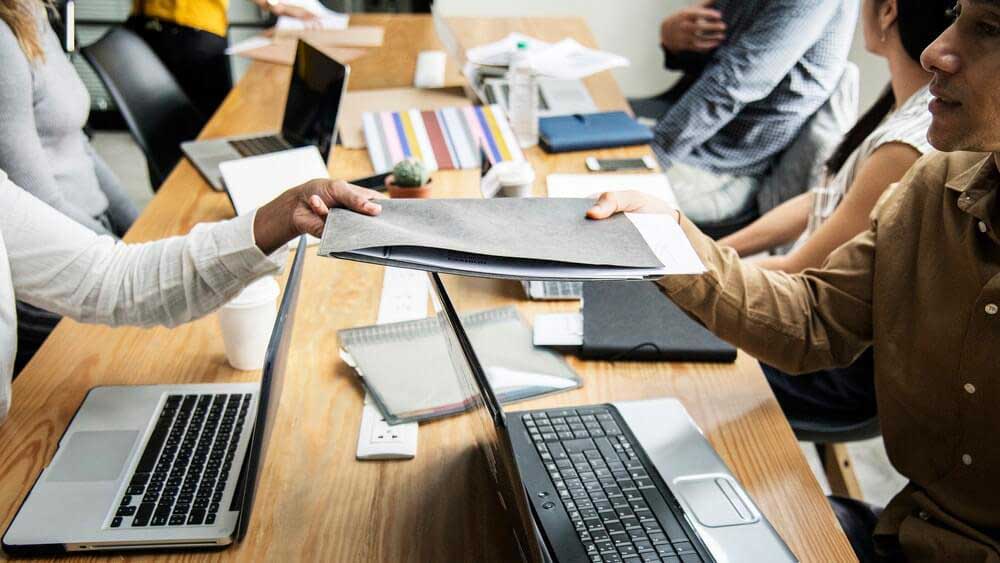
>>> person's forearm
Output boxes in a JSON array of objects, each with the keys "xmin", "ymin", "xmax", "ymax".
[
  {"xmin": 719, "ymin": 192, "xmax": 811, "ymax": 256},
  {"xmin": 656, "ymin": 215, "xmax": 874, "ymax": 374}
]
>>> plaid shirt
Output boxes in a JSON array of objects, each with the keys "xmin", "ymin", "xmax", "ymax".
[{"xmin": 652, "ymin": 0, "xmax": 857, "ymax": 177}]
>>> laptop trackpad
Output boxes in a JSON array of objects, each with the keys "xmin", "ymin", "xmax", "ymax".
[
  {"xmin": 673, "ymin": 476, "xmax": 759, "ymax": 528},
  {"xmin": 46, "ymin": 430, "xmax": 138, "ymax": 482}
]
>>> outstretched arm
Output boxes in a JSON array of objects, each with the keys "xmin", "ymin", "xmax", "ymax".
[
  {"xmin": 1, "ymin": 171, "xmax": 382, "ymax": 328},
  {"xmin": 587, "ymin": 187, "xmax": 876, "ymax": 374}
]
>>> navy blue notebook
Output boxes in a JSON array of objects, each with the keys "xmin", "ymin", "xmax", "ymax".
[{"xmin": 539, "ymin": 111, "xmax": 653, "ymax": 153}]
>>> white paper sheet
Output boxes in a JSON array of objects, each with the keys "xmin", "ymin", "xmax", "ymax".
[
  {"xmin": 527, "ymin": 38, "xmax": 629, "ymax": 81},
  {"xmin": 546, "ymin": 173, "xmax": 678, "ymax": 208},
  {"xmin": 626, "ymin": 213, "xmax": 706, "ymax": 275},
  {"xmin": 274, "ymin": 0, "xmax": 349, "ymax": 31},
  {"xmin": 218, "ymin": 146, "xmax": 330, "ymax": 246},
  {"xmin": 465, "ymin": 32, "xmax": 551, "ymax": 67},
  {"xmin": 464, "ymin": 34, "xmax": 627, "ymax": 80}
]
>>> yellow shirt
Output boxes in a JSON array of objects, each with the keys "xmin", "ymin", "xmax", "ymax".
[{"xmin": 134, "ymin": 0, "xmax": 229, "ymax": 38}]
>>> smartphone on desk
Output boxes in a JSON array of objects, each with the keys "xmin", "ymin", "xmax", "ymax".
[{"xmin": 586, "ymin": 155, "xmax": 656, "ymax": 172}]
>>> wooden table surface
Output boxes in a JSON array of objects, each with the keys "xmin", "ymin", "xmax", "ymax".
[{"xmin": 0, "ymin": 14, "xmax": 856, "ymax": 563}]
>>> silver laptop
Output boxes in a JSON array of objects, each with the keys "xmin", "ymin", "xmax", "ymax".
[
  {"xmin": 2, "ymin": 237, "xmax": 309, "ymax": 555},
  {"xmin": 428, "ymin": 273, "xmax": 797, "ymax": 563},
  {"xmin": 182, "ymin": 40, "xmax": 350, "ymax": 191}
]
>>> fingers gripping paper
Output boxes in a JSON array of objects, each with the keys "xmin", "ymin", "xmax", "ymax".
[{"xmin": 318, "ymin": 198, "xmax": 705, "ymax": 280}]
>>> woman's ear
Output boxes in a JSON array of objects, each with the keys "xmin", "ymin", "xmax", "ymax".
[{"xmin": 879, "ymin": 0, "xmax": 899, "ymax": 38}]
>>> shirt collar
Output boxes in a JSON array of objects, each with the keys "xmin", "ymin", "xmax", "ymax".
[
  {"xmin": 947, "ymin": 154, "xmax": 999, "ymax": 240},
  {"xmin": 945, "ymin": 154, "xmax": 994, "ymax": 194}
]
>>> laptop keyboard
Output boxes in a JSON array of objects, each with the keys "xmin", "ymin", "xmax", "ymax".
[
  {"xmin": 229, "ymin": 135, "xmax": 292, "ymax": 157},
  {"xmin": 522, "ymin": 407, "xmax": 706, "ymax": 563},
  {"xmin": 110, "ymin": 393, "xmax": 251, "ymax": 529}
]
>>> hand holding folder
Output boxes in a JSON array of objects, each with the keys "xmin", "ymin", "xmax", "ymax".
[{"xmin": 318, "ymin": 198, "xmax": 705, "ymax": 281}]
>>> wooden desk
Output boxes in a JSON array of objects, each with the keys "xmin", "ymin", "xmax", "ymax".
[{"xmin": 0, "ymin": 14, "xmax": 855, "ymax": 563}]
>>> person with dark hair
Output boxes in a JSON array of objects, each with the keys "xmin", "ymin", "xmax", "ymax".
[
  {"xmin": 639, "ymin": 0, "xmax": 858, "ymax": 224},
  {"xmin": 720, "ymin": 0, "xmax": 952, "ymax": 274},
  {"xmin": 585, "ymin": 0, "xmax": 1000, "ymax": 559}
]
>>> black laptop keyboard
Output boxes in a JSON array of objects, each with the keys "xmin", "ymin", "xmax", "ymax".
[
  {"xmin": 110, "ymin": 393, "xmax": 251, "ymax": 529},
  {"xmin": 229, "ymin": 135, "xmax": 292, "ymax": 157},
  {"xmin": 523, "ymin": 407, "xmax": 706, "ymax": 563}
]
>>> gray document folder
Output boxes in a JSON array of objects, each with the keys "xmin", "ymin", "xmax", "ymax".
[{"xmin": 319, "ymin": 198, "xmax": 705, "ymax": 280}]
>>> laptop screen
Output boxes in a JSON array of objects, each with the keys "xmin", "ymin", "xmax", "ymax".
[
  {"xmin": 281, "ymin": 41, "xmax": 350, "ymax": 160},
  {"xmin": 427, "ymin": 273, "xmax": 547, "ymax": 562},
  {"xmin": 234, "ymin": 236, "xmax": 308, "ymax": 541}
]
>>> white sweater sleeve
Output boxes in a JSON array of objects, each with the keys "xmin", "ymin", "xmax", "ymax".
[{"xmin": 0, "ymin": 170, "xmax": 287, "ymax": 327}]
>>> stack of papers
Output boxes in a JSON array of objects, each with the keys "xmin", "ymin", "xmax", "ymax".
[
  {"xmin": 274, "ymin": 0, "xmax": 349, "ymax": 31},
  {"xmin": 464, "ymin": 33, "xmax": 628, "ymax": 80},
  {"xmin": 319, "ymin": 198, "xmax": 705, "ymax": 280}
]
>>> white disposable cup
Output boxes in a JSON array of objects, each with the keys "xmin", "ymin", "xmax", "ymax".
[
  {"xmin": 495, "ymin": 160, "xmax": 536, "ymax": 198},
  {"xmin": 217, "ymin": 276, "xmax": 280, "ymax": 371}
]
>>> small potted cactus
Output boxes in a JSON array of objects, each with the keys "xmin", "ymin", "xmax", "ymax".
[{"xmin": 386, "ymin": 157, "xmax": 432, "ymax": 199}]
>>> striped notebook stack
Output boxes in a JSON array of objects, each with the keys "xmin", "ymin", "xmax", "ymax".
[{"xmin": 362, "ymin": 104, "xmax": 524, "ymax": 173}]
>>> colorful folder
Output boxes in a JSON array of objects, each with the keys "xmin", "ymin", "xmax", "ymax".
[{"xmin": 362, "ymin": 104, "xmax": 524, "ymax": 173}]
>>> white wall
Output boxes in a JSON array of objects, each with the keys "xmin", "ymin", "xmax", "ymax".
[{"xmin": 435, "ymin": 0, "xmax": 889, "ymax": 112}]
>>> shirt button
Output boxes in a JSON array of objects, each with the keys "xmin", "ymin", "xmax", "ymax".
[
  {"xmin": 965, "ymin": 383, "xmax": 977, "ymax": 394},
  {"xmin": 987, "ymin": 304, "xmax": 998, "ymax": 316},
  {"xmin": 979, "ymin": 221, "xmax": 988, "ymax": 233},
  {"xmin": 962, "ymin": 454, "xmax": 973, "ymax": 466},
  {"xmin": 918, "ymin": 511, "xmax": 930, "ymax": 521}
]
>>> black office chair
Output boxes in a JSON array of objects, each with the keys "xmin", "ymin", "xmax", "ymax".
[
  {"xmin": 789, "ymin": 412, "xmax": 881, "ymax": 500},
  {"xmin": 82, "ymin": 28, "xmax": 206, "ymax": 191}
]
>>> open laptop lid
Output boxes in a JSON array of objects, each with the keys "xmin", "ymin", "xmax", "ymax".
[
  {"xmin": 281, "ymin": 41, "xmax": 350, "ymax": 161},
  {"xmin": 427, "ymin": 273, "xmax": 547, "ymax": 562},
  {"xmin": 233, "ymin": 236, "xmax": 308, "ymax": 541}
]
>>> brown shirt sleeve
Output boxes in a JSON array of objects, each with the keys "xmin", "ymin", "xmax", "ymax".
[{"xmin": 655, "ymin": 212, "xmax": 877, "ymax": 374}]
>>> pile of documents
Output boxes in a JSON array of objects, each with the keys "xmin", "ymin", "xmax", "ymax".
[
  {"xmin": 273, "ymin": 0, "xmax": 349, "ymax": 32},
  {"xmin": 464, "ymin": 32, "xmax": 629, "ymax": 81},
  {"xmin": 319, "ymin": 198, "xmax": 705, "ymax": 280}
]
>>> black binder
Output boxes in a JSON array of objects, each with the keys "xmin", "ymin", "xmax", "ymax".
[{"xmin": 580, "ymin": 281, "xmax": 737, "ymax": 363}]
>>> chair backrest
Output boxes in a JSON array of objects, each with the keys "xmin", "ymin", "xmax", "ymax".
[
  {"xmin": 756, "ymin": 62, "xmax": 861, "ymax": 216},
  {"xmin": 81, "ymin": 27, "xmax": 206, "ymax": 190}
]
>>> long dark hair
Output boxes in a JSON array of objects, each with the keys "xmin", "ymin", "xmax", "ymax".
[{"xmin": 825, "ymin": 0, "xmax": 954, "ymax": 175}]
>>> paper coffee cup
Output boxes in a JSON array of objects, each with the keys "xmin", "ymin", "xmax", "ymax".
[
  {"xmin": 217, "ymin": 276, "xmax": 280, "ymax": 371},
  {"xmin": 494, "ymin": 161, "xmax": 536, "ymax": 198}
]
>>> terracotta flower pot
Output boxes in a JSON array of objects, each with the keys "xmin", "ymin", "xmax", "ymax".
[{"xmin": 385, "ymin": 174, "xmax": 433, "ymax": 199}]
